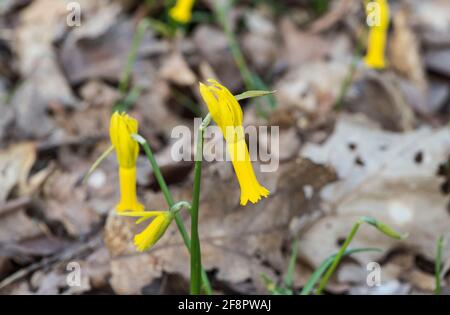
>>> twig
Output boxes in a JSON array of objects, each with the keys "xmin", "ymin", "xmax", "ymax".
[
  {"xmin": 0, "ymin": 197, "xmax": 32, "ymax": 217},
  {"xmin": 0, "ymin": 236, "xmax": 101, "ymax": 290}
]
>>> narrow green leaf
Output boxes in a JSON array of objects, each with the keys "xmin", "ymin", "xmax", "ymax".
[
  {"xmin": 234, "ymin": 90, "xmax": 276, "ymax": 102},
  {"xmin": 261, "ymin": 274, "xmax": 293, "ymax": 295},
  {"xmin": 113, "ymin": 86, "xmax": 142, "ymax": 113},
  {"xmin": 300, "ymin": 248, "xmax": 381, "ymax": 295},
  {"xmin": 284, "ymin": 239, "xmax": 299, "ymax": 289},
  {"xmin": 435, "ymin": 235, "xmax": 444, "ymax": 295},
  {"xmin": 361, "ymin": 216, "xmax": 408, "ymax": 240},
  {"xmin": 119, "ymin": 20, "xmax": 150, "ymax": 94},
  {"xmin": 82, "ymin": 145, "xmax": 114, "ymax": 184}
]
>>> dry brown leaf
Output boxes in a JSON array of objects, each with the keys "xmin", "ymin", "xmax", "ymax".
[
  {"xmin": 389, "ymin": 8, "xmax": 427, "ymax": 93},
  {"xmin": 280, "ymin": 18, "xmax": 331, "ymax": 69},
  {"xmin": 193, "ymin": 25, "xmax": 243, "ymax": 92},
  {"xmin": 42, "ymin": 170, "xmax": 101, "ymax": 237},
  {"xmin": 299, "ymin": 114, "xmax": 450, "ymax": 287},
  {"xmin": 79, "ymin": 80, "xmax": 122, "ymax": 108},
  {"xmin": 347, "ymin": 72, "xmax": 416, "ymax": 131},
  {"xmin": 60, "ymin": 4, "xmax": 159, "ymax": 85},
  {"xmin": 410, "ymin": 0, "xmax": 450, "ymax": 34},
  {"xmin": 309, "ymin": 0, "xmax": 355, "ymax": 34},
  {"xmin": 0, "ymin": 142, "xmax": 36, "ymax": 203},
  {"xmin": 425, "ymin": 49, "xmax": 450, "ymax": 78},
  {"xmin": 275, "ymin": 60, "xmax": 348, "ymax": 115},
  {"xmin": 13, "ymin": 0, "xmax": 79, "ymax": 138},
  {"xmin": 241, "ymin": 10, "xmax": 277, "ymax": 72},
  {"xmin": 160, "ymin": 52, "xmax": 196, "ymax": 86}
]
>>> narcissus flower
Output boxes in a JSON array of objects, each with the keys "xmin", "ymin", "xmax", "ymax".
[
  {"xmin": 169, "ymin": 0, "xmax": 195, "ymax": 24},
  {"xmin": 110, "ymin": 112, "xmax": 144, "ymax": 213},
  {"xmin": 199, "ymin": 79, "xmax": 270, "ymax": 206},
  {"xmin": 119, "ymin": 211, "xmax": 174, "ymax": 251},
  {"xmin": 364, "ymin": 0, "xmax": 390, "ymax": 69}
]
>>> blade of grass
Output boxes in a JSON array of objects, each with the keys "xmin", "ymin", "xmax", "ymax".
[
  {"xmin": 301, "ymin": 247, "xmax": 381, "ymax": 295},
  {"xmin": 113, "ymin": 86, "xmax": 143, "ymax": 113},
  {"xmin": 214, "ymin": 0, "xmax": 276, "ymax": 116},
  {"xmin": 235, "ymin": 90, "xmax": 276, "ymax": 102},
  {"xmin": 119, "ymin": 19, "xmax": 150, "ymax": 94},
  {"xmin": 334, "ymin": 30, "xmax": 366, "ymax": 110},
  {"xmin": 316, "ymin": 216, "xmax": 407, "ymax": 294},
  {"xmin": 435, "ymin": 235, "xmax": 444, "ymax": 295},
  {"xmin": 82, "ymin": 145, "xmax": 114, "ymax": 184},
  {"xmin": 284, "ymin": 239, "xmax": 299, "ymax": 289}
]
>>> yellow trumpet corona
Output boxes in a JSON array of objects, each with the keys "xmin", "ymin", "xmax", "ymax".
[
  {"xmin": 169, "ymin": 0, "xmax": 195, "ymax": 24},
  {"xmin": 199, "ymin": 79, "xmax": 270, "ymax": 206},
  {"xmin": 119, "ymin": 211, "xmax": 174, "ymax": 251},
  {"xmin": 364, "ymin": 0, "xmax": 390, "ymax": 69},
  {"xmin": 110, "ymin": 112, "xmax": 144, "ymax": 213}
]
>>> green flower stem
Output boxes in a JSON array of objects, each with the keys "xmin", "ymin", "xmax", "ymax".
[
  {"xmin": 214, "ymin": 1, "xmax": 275, "ymax": 114},
  {"xmin": 190, "ymin": 114, "xmax": 211, "ymax": 295},
  {"xmin": 301, "ymin": 248, "xmax": 381, "ymax": 295},
  {"xmin": 119, "ymin": 19, "xmax": 150, "ymax": 94},
  {"xmin": 133, "ymin": 134, "xmax": 212, "ymax": 295},
  {"xmin": 284, "ymin": 239, "xmax": 299, "ymax": 289},
  {"xmin": 316, "ymin": 216, "xmax": 406, "ymax": 295},
  {"xmin": 334, "ymin": 29, "xmax": 367, "ymax": 111}
]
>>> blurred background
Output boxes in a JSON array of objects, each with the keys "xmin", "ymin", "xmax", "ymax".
[{"xmin": 0, "ymin": 0, "xmax": 450, "ymax": 295}]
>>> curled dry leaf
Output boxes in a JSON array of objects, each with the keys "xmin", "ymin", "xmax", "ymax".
[
  {"xmin": 0, "ymin": 142, "xmax": 35, "ymax": 203},
  {"xmin": 0, "ymin": 143, "xmax": 43, "ymax": 248},
  {"xmin": 279, "ymin": 18, "xmax": 331, "ymax": 69},
  {"xmin": 388, "ymin": 8, "xmax": 427, "ymax": 93},
  {"xmin": 347, "ymin": 72, "xmax": 416, "ymax": 131},
  {"xmin": 42, "ymin": 169, "xmax": 101, "ymax": 237},
  {"xmin": 160, "ymin": 52, "xmax": 196, "ymax": 86},
  {"xmin": 14, "ymin": 0, "xmax": 78, "ymax": 137},
  {"xmin": 275, "ymin": 60, "xmax": 348, "ymax": 115}
]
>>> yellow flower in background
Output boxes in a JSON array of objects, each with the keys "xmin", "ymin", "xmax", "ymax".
[
  {"xmin": 119, "ymin": 211, "xmax": 174, "ymax": 251},
  {"xmin": 169, "ymin": 0, "xmax": 195, "ymax": 24},
  {"xmin": 199, "ymin": 79, "xmax": 270, "ymax": 206},
  {"xmin": 110, "ymin": 112, "xmax": 144, "ymax": 213},
  {"xmin": 364, "ymin": 0, "xmax": 390, "ymax": 69}
]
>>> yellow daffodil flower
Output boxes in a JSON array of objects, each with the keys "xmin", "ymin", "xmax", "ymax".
[
  {"xmin": 199, "ymin": 79, "xmax": 270, "ymax": 206},
  {"xmin": 364, "ymin": 0, "xmax": 390, "ymax": 69},
  {"xmin": 110, "ymin": 112, "xmax": 144, "ymax": 213},
  {"xmin": 169, "ymin": 0, "xmax": 195, "ymax": 24},
  {"xmin": 119, "ymin": 211, "xmax": 174, "ymax": 251}
]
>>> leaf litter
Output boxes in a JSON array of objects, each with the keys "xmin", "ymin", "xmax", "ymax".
[{"xmin": 0, "ymin": 0, "xmax": 450, "ymax": 295}]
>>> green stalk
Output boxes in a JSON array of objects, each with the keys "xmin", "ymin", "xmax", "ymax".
[
  {"xmin": 316, "ymin": 222, "xmax": 361, "ymax": 294},
  {"xmin": 334, "ymin": 30, "xmax": 366, "ymax": 111},
  {"xmin": 284, "ymin": 239, "xmax": 299, "ymax": 289},
  {"xmin": 316, "ymin": 216, "xmax": 406, "ymax": 294},
  {"xmin": 214, "ymin": 1, "xmax": 275, "ymax": 115},
  {"xmin": 190, "ymin": 114, "xmax": 211, "ymax": 294},
  {"xmin": 301, "ymin": 248, "xmax": 381, "ymax": 295},
  {"xmin": 218, "ymin": 5, "xmax": 252, "ymax": 88},
  {"xmin": 119, "ymin": 19, "xmax": 150, "ymax": 94},
  {"xmin": 132, "ymin": 134, "xmax": 212, "ymax": 294},
  {"xmin": 435, "ymin": 236, "xmax": 444, "ymax": 295}
]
